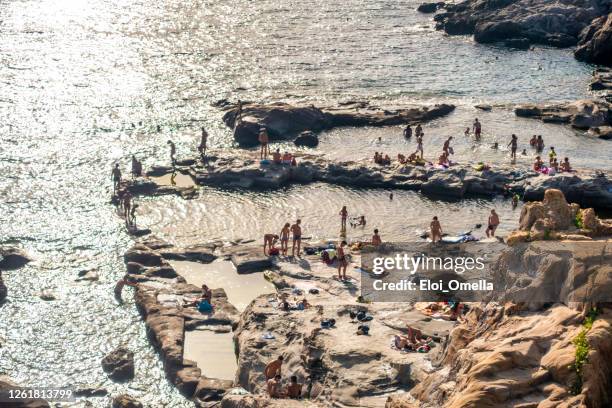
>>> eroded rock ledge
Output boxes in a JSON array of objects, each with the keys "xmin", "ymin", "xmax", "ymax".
[
  {"xmin": 127, "ymin": 151, "xmax": 612, "ymax": 209},
  {"xmin": 221, "ymin": 101, "xmax": 455, "ymax": 147}
]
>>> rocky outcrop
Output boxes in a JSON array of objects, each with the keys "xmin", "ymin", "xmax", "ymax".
[
  {"xmin": 0, "ymin": 247, "xmax": 31, "ymax": 270},
  {"xmin": 185, "ymin": 151, "xmax": 612, "ymax": 209},
  {"xmin": 417, "ymin": 2, "xmax": 445, "ymax": 13},
  {"xmin": 575, "ymin": 12, "xmax": 612, "ymax": 66},
  {"xmin": 405, "ymin": 304, "xmax": 612, "ymax": 408},
  {"xmin": 506, "ymin": 188, "xmax": 612, "ymax": 244},
  {"xmin": 293, "ymin": 131, "xmax": 319, "ymax": 147},
  {"xmin": 515, "ymin": 99, "xmax": 612, "ymax": 134},
  {"xmin": 0, "ymin": 376, "xmax": 50, "ymax": 408},
  {"xmin": 123, "ymin": 241, "xmax": 240, "ymax": 402},
  {"xmin": 102, "ymin": 347, "xmax": 135, "ymax": 381},
  {"xmin": 222, "ymin": 102, "xmax": 455, "ymax": 147},
  {"xmin": 111, "ymin": 394, "xmax": 143, "ymax": 408},
  {"xmin": 434, "ymin": 0, "xmax": 609, "ymax": 49}
]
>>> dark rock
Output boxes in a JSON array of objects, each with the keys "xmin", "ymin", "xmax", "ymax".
[
  {"xmin": 160, "ymin": 245, "xmax": 216, "ymax": 263},
  {"xmin": 514, "ymin": 99, "xmax": 612, "ymax": 132},
  {"xmin": 504, "ymin": 37, "xmax": 530, "ymax": 50},
  {"xmin": 294, "ymin": 131, "xmax": 319, "ymax": 147},
  {"xmin": 0, "ymin": 247, "xmax": 31, "ymax": 270},
  {"xmin": 417, "ymin": 2, "xmax": 440, "ymax": 13},
  {"xmin": 74, "ymin": 386, "xmax": 108, "ymax": 397},
  {"xmin": 174, "ymin": 365, "xmax": 202, "ymax": 396},
  {"xmin": 102, "ymin": 347, "xmax": 135, "ymax": 381},
  {"xmin": 222, "ymin": 102, "xmax": 455, "ymax": 147},
  {"xmin": 112, "ymin": 394, "xmax": 143, "ymax": 408},
  {"xmin": 0, "ymin": 271, "xmax": 6, "ymax": 303},
  {"xmin": 225, "ymin": 246, "xmax": 273, "ymax": 273},
  {"xmin": 436, "ymin": 0, "xmax": 607, "ymax": 49},
  {"xmin": 474, "ymin": 104, "xmax": 492, "ymax": 111},
  {"xmin": 124, "ymin": 246, "xmax": 163, "ymax": 266},
  {"xmin": 575, "ymin": 13, "xmax": 612, "ymax": 66},
  {"xmin": 195, "ymin": 378, "xmax": 234, "ymax": 402}
]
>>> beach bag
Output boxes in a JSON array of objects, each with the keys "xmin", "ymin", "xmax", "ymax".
[
  {"xmin": 269, "ymin": 248, "xmax": 280, "ymax": 256},
  {"xmin": 198, "ymin": 300, "xmax": 213, "ymax": 313}
]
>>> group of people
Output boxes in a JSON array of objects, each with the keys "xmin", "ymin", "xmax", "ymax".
[
  {"xmin": 263, "ymin": 220, "xmax": 302, "ymax": 257},
  {"xmin": 533, "ymin": 146, "xmax": 573, "ymax": 175},
  {"xmin": 272, "ymin": 149, "xmax": 297, "ymax": 166},
  {"xmin": 264, "ymin": 356, "xmax": 303, "ymax": 399},
  {"xmin": 428, "ymin": 209, "xmax": 500, "ymax": 243},
  {"xmin": 111, "ymin": 164, "xmax": 138, "ymax": 227}
]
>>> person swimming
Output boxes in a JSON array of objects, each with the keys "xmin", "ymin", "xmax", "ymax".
[{"xmin": 560, "ymin": 157, "xmax": 572, "ymax": 172}]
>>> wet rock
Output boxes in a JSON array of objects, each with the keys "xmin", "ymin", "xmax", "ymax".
[
  {"xmin": 124, "ymin": 246, "xmax": 163, "ymax": 266},
  {"xmin": 504, "ymin": 37, "xmax": 531, "ymax": 49},
  {"xmin": 0, "ymin": 271, "xmax": 6, "ymax": 303},
  {"xmin": 225, "ymin": 246, "xmax": 273, "ymax": 273},
  {"xmin": 195, "ymin": 378, "xmax": 234, "ymax": 402},
  {"xmin": 417, "ymin": 2, "xmax": 443, "ymax": 13},
  {"xmin": 74, "ymin": 386, "xmax": 108, "ymax": 397},
  {"xmin": 575, "ymin": 13, "xmax": 612, "ymax": 66},
  {"xmin": 222, "ymin": 102, "xmax": 455, "ymax": 147},
  {"xmin": 111, "ymin": 394, "xmax": 142, "ymax": 408},
  {"xmin": 102, "ymin": 347, "xmax": 135, "ymax": 381},
  {"xmin": 515, "ymin": 99, "xmax": 612, "ymax": 132},
  {"xmin": 0, "ymin": 247, "xmax": 31, "ymax": 270},
  {"xmin": 293, "ymin": 130, "xmax": 318, "ymax": 147},
  {"xmin": 159, "ymin": 244, "xmax": 216, "ymax": 263},
  {"xmin": 435, "ymin": 0, "xmax": 607, "ymax": 49},
  {"xmin": 474, "ymin": 104, "xmax": 492, "ymax": 111},
  {"xmin": 39, "ymin": 290, "xmax": 56, "ymax": 301},
  {"xmin": 523, "ymin": 173, "xmax": 612, "ymax": 209}
]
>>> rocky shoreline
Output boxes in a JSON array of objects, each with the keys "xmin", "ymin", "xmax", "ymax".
[
  {"xmin": 126, "ymin": 150, "xmax": 612, "ymax": 209},
  {"xmin": 432, "ymin": 0, "xmax": 612, "ymax": 66},
  {"xmin": 219, "ymin": 101, "xmax": 455, "ymax": 147}
]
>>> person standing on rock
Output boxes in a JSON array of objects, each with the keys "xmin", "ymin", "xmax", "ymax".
[
  {"xmin": 122, "ymin": 191, "xmax": 132, "ymax": 226},
  {"xmin": 167, "ymin": 140, "xmax": 176, "ymax": 166},
  {"xmin": 198, "ymin": 128, "xmax": 208, "ymax": 162},
  {"xmin": 291, "ymin": 220, "xmax": 302, "ymax": 257},
  {"xmin": 430, "ymin": 217, "xmax": 442, "ymax": 243},
  {"xmin": 508, "ymin": 134, "xmax": 518, "ymax": 160},
  {"xmin": 416, "ymin": 134, "xmax": 424, "ymax": 159},
  {"xmin": 264, "ymin": 355, "xmax": 284, "ymax": 380},
  {"xmin": 443, "ymin": 136, "xmax": 453, "ymax": 156},
  {"xmin": 259, "ymin": 127, "xmax": 270, "ymax": 159},
  {"xmin": 473, "ymin": 118, "xmax": 482, "ymax": 140},
  {"xmin": 339, "ymin": 206, "xmax": 348, "ymax": 230},
  {"xmin": 111, "ymin": 163, "xmax": 122, "ymax": 193},
  {"xmin": 337, "ymin": 240, "xmax": 349, "ymax": 281},
  {"xmin": 486, "ymin": 210, "xmax": 500, "ymax": 238},
  {"xmin": 280, "ymin": 223, "xmax": 291, "ymax": 256},
  {"xmin": 403, "ymin": 124, "xmax": 412, "ymax": 139}
]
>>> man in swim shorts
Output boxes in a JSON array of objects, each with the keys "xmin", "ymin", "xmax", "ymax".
[
  {"xmin": 337, "ymin": 240, "xmax": 348, "ymax": 281},
  {"xmin": 112, "ymin": 163, "xmax": 122, "ymax": 193},
  {"xmin": 486, "ymin": 209, "xmax": 500, "ymax": 237},
  {"xmin": 291, "ymin": 219, "xmax": 302, "ymax": 257},
  {"xmin": 264, "ymin": 355, "xmax": 284, "ymax": 380},
  {"xmin": 473, "ymin": 118, "xmax": 482, "ymax": 140}
]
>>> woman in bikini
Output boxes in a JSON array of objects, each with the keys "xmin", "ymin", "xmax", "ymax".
[
  {"xmin": 280, "ymin": 223, "xmax": 290, "ymax": 256},
  {"xmin": 339, "ymin": 206, "xmax": 348, "ymax": 230},
  {"xmin": 337, "ymin": 240, "xmax": 348, "ymax": 281}
]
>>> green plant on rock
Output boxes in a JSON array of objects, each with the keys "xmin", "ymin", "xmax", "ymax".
[
  {"xmin": 574, "ymin": 210, "xmax": 584, "ymax": 229},
  {"xmin": 570, "ymin": 308, "xmax": 599, "ymax": 395}
]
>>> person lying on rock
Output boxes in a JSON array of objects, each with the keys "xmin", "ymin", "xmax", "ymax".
[
  {"xmin": 272, "ymin": 149, "xmax": 282, "ymax": 164},
  {"xmin": 267, "ymin": 374, "xmax": 286, "ymax": 398},
  {"xmin": 263, "ymin": 234, "xmax": 279, "ymax": 256},
  {"xmin": 264, "ymin": 355, "xmax": 284, "ymax": 380},
  {"xmin": 286, "ymin": 375, "xmax": 303, "ymax": 399}
]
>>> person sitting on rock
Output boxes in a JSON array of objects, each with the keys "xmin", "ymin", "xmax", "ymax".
[
  {"xmin": 371, "ymin": 229, "xmax": 382, "ymax": 246},
  {"xmin": 272, "ymin": 149, "xmax": 282, "ymax": 164},
  {"xmin": 264, "ymin": 356, "xmax": 284, "ymax": 380},
  {"xmin": 382, "ymin": 154, "xmax": 391, "ymax": 165},
  {"xmin": 267, "ymin": 374, "xmax": 286, "ymax": 398},
  {"xmin": 437, "ymin": 152, "xmax": 449, "ymax": 167},
  {"xmin": 560, "ymin": 157, "xmax": 572, "ymax": 172},
  {"xmin": 297, "ymin": 297, "xmax": 310, "ymax": 310},
  {"xmin": 282, "ymin": 151, "xmax": 292, "ymax": 164},
  {"xmin": 373, "ymin": 152, "xmax": 381, "ymax": 164},
  {"xmin": 263, "ymin": 234, "xmax": 279, "ymax": 256},
  {"xmin": 286, "ymin": 375, "xmax": 303, "ymax": 399},
  {"xmin": 201, "ymin": 284, "xmax": 212, "ymax": 304},
  {"xmin": 533, "ymin": 156, "xmax": 544, "ymax": 172},
  {"xmin": 397, "ymin": 153, "xmax": 406, "ymax": 164}
]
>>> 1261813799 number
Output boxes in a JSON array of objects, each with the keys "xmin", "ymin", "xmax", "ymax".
[{"xmin": 0, "ymin": 387, "xmax": 76, "ymax": 402}]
